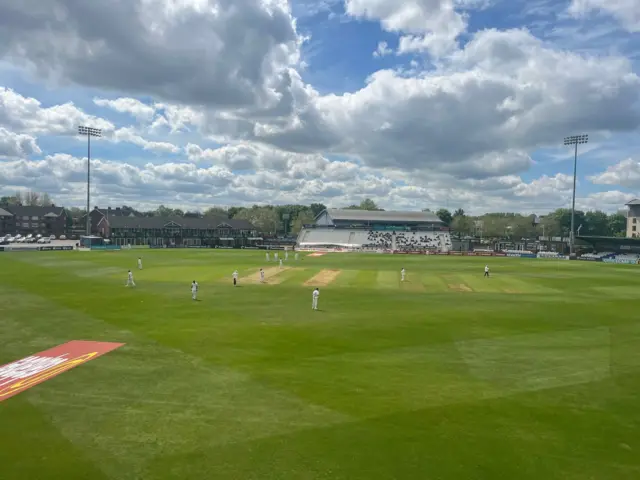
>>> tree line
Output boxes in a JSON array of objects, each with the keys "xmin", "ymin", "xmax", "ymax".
[
  {"xmin": 0, "ymin": 192, "xmax": 628, "ymax": 238},
  {"xmin": 435, "ymin": 208, "xmax": 627, "ymax": 239},
  {"xmin": 0, "ymin": 191, "xmax": 54, "ymax": 207}
]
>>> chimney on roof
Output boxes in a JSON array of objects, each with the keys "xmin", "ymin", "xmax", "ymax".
[{"xmin": 94, "ymin": 206, "xmax": 99, "ymax": 210}]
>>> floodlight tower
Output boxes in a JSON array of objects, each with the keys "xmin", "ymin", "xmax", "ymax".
[
  {"xmin": 78, "ymin": 126, "xmax": 102, "ymax": 236},
  {"xmin": 563, "ymin": 134, "xmax": 588, "ymax": 256}
]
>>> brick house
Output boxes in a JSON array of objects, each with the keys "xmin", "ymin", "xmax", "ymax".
[
  {"xmin": 0, "ymin": 208, "xmax": 16, "ymax": 236},
  {"xmin": 0, "ymin": 205, "xmax": 70, "ymax": 237}
]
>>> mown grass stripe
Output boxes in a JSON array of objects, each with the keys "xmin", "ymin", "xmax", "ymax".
[
  {"xmin": 421, "ymin": 275, "xmax": 449, "ymax": 292},
  {"xmin": 376, "ymin": 271, "xmax": 398, "ymax": 289},
  {"xmin": 331, "ymin": 269, "xmax": 360, "ymax": 287}
]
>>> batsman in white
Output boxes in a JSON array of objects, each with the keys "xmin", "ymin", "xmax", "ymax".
[
  {"xmin": 401, "ymin": 268, "xmax": 406, "ymax": 282},
  {"xmin": 312, "ymin": 288, "xmax": 320, "ymax": 310},
  {"xmin": 126, "ymin": 270, "xmax": 136, "ymax": 287},
  {"xmin": 232, "ymin": 270, "xmax": 238, "ymax": 286},
  {"xmin": 191, "ymin": 280, "xmax": 199, "ymax": 300},
  {"xmin": 138, "ymin": 257, "xmax": 143, "ymax": 270}
]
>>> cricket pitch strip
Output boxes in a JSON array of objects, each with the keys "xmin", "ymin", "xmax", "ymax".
[{"xmin": 304, "ymin": 269, "xmax": 342, "ymax": 287}]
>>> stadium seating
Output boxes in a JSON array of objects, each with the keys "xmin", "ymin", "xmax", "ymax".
[
  {"xmin": 364, "ymin": 230, "xmax": 393, "ymax": 249},
  {"xmin": 610, "ymin": 253, "xmax": 640, "ymax": 263},
  {"xmin": 297, "ymin": 228, "xmax": 452, "ymax": 251},
  {"xmin": 537, "ymin": 251, "xmax": 563, "ymax": 258},
  {"xmin": 296, "ymin": 229, "xmax": 354, "ymax": 246},
  {"xmin": 580, "ymin": 252, "xmax": 614, "ymax": 260},
  {"xmin": 394, "ymin": 232, "xmax": 449, "ymax": 251}
]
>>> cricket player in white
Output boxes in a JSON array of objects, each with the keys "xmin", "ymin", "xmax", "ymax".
[
  {"xmin": 232, "ymin": 270, "xmax": 238, "ymax": 286},
  {"xmin": 401, "ymin": 268, "xmax": 406, "ymax": 282},
  {"xmin": 274, "ymin": 252, "xmax": 278, "ymax": 261},
  {"xmin": 126, "ymin": 270, "xmax": 135, "ymax": 287},
  {"xmin": 312, "ymin": 288, "xmax": 320, "ymax": 310},
  {"xmin": 138, "ymin": 257, "xmax": 143, "ymax": 270},
  {"xmin": 295, "ymin": 253, "xmax": 299, "ymax": 261},
  {"xmin": 191, "ymin": 280, "xmax": 198, "ymax": 300},
  {"xmin": 260, "ymin": 268, "xmax": 265, "ymax": 283},
  {"xmin": 279, "ymin": 259, "xmax": 283, "ymax": 269},
  {"xmin": 484, "ymin": 265, "xmax": 490, "ymax": 277},
  {"xmin": 285, "ymin": 250, "xmax": 289, "ymax": 260},
  {"xmin": 266, "ymin": 252, "xmax": 270, "ymax": 262}
]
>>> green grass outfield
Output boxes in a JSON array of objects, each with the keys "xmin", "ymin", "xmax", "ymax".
[{"xmin": 1, "ymin": 250, "xmax": 640, "ymax": 479}]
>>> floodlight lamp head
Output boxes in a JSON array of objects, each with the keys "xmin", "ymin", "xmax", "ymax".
[{"xmin": 78, "ymin": 125, "xmax": 102, "ymax": 137}]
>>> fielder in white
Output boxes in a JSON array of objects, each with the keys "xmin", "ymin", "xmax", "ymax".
[
  {"xmin": 138, "ymin": 257, "xmax": 143, "ymax": 270},
  {"xmin": 260, "ymin": 268, "xmax": 265, "ymax": 283},
  {"xmin": 484, "ymin": 265, "xmax": 490, "ymax": 277},
  {"xmin": 279, "ymin": 259, "xmax": 283, "ymax": 269},
  {"xmin": 285, "ymin": 251, "xmax": 289, "ymax": 260},
  {"xmin": 312, "ymin": 288, "xmax": 320, "ymax": 310},
  {"xmin": 294, "ymin": 253, "xmax": 299, "ymax": 261},
  {"xmin": 274, "ymin": 252, "xmax": 279, "ymax": 261},
  {"xmin": 191, "ymin": 280, "xmax": 199, "ymax": 300},
  {"xmin": 126, "ymin": 270, "xmax": 135, "ymax": 287},
  {"xmin": 401, "ymin": 268, "xmax": 406, "ymax": 282},
  {"xmin": 266, "ymin": 252, "xmax": 270, "ymax": 262},
  {"xmin": 232, "ymin": 270, "xmax": 238, "ymax": 286}
]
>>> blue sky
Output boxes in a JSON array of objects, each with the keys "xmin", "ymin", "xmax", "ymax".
[{"xmin": 0, "ymin": 0, "xmax": 639, "ymax": 214}]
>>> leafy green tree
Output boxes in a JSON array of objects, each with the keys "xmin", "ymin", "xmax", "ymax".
[
  {"xmin": 584, "ymin": 211, "xmax": 610, "ymax": 236},
  {"xmin": 345, "ymin": 198, "xmax": 382, "ymax": 210},
  {"xmin": 309, "ymin": 203, "xmax": 326, "ymax": 217},
  {"xmin": 227, "ymin": 206, "xmax": 244, "ymax": 218},
  {"xmin": 451, "ymin": 215, "xmax": 473, "ymax": 237},
  {"xmin": 435, "ymin": 208, "xmax": 453, "ymax": 226},
  {"xmin": 608, "ymin": 213, "xmax": 627, "ymax": 237},
  {"xmin": 291, "ymin": 210, "xmax": 316, "ymax": 234},
  {"xmin": 234, "ymin": 207, "xmax": 279, "ymax": 234},
  {"xmin": 203, "ymin": 207, "xmax": 228, "ymax": 218}
]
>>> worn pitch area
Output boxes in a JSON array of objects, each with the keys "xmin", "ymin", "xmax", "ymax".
[{"xmin": 303, "ymin": 269, "xmax": 342, "ymax": 287}]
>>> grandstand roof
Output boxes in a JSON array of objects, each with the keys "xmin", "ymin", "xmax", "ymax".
[
  {"xmin": 625, "ymin": 199, "xmax": 640, "ymax": 206},
  {"xmin": 101, "ymin": 215, "xmax": 255, "ymax": 230},
  {"xmin": 322, "ymin": 209, "xmax": 442, "ymax": 224}
]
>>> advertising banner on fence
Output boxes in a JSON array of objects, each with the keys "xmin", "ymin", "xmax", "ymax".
[
  {"xmin": 0, "ymin": 245, "xmax": 73, "ymax": 252},
  {"xmin": 602, "ymin": 258, "xmax": 639, "ymax": 265},
  {"xmin": 0, "ymin": 341, "xmax": 124, "ymax": 402}
]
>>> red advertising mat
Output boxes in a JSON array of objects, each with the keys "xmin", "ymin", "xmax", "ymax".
[{"xmin": 0, "ymin": 341, "xmax": 124, "ymax": 402}]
